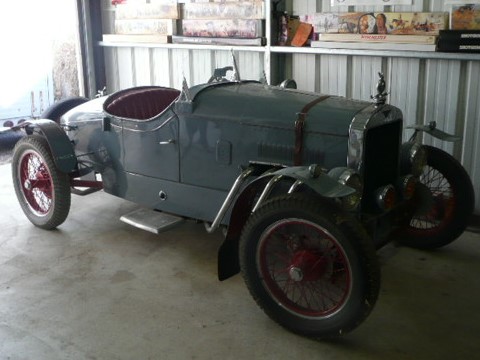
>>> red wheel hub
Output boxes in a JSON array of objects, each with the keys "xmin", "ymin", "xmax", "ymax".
[
  {"xmin": 258, "ymin": 219, "xmax": 352, "ymax": 318},
  {"xmin": 288, "ymin": 250, "xmax": 327, "ymax": 282},
  {"xmin": 32, "ymin": 170, "xmax": 53, "ymax": 195},
  {"xmin": 19, "ymin": 151, "xmax": 53, "ymax": 216}
]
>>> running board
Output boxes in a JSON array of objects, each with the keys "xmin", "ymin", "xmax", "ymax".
[{"xmin": 120, "ymin": 208, "xmax": 184, "ymax": 234}]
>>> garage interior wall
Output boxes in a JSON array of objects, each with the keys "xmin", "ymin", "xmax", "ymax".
[{"xmin": 97, "ymin": 0, "xmax": 480, "ymax": 215}]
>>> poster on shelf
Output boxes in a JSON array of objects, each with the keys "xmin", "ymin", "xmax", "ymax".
[
  {"xmin": 449, "ymin": 3, "xmax": 480, "ymax": 30},
  {"xmin": 331, "ymin": 0, "xmax": 412, "ymax": 6}
]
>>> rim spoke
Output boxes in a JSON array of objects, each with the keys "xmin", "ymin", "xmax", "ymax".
[
  {"xmin": 19, "ymin": 152, "xmax": 53, "ymax": 216},
  {"xmin": 259, "ymin": 219, "xmax": 351, "ymax": 318},
  {"xmin": 411, "ymin": 165, "xmax": 453, "ymax": 230}
]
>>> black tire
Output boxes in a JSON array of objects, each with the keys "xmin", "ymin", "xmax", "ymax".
[
  {"xmin": 398, "ymin": 145, "xmax": 475, "ymax": 249},
  {"xmin": 41, "ymin": 97, "xmax": 89, "ymax": 123},
  {"xmin": 12, "ymin": 135, "xmax": 71, "ymax": 229},
  {"xmin": 239, "ymin": 195, "xmax": 380, "ymax": 339}
]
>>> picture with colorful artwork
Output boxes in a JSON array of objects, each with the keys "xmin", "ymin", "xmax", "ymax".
[{"xmin": 451, "ymin": 4, "xmax": 480, "ymax": 30}]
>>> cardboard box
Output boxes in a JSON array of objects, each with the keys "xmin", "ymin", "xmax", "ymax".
[
  {"xmin": 115, "ymin": 3, "xmax": 179, "ymax": 20},
  {"xmin": 115, "ymin": 19, "xmax": 177, "ymax": 35},
  {"xmin": 181, "ymin": 1, "xmax": 265, "ymax": 20},
  {"xmin": 311, "ymin": 12, "xmax": 449, "ymax": 35},
  {"xmin": 181, "ymin": 19, "xmax": 263, "ymax": 38}
]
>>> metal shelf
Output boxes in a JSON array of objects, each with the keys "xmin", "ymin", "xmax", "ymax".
[
  {"xmin": 100, "ymin": 41, "xmax": 480, "ymax": 60},
  {"xmin": 270, "ymin": 46, "xmax": 480, "ymax": 61},
  {"xmin": 99, "ymin": 41, "xmax": 267, "ymax": 53}
]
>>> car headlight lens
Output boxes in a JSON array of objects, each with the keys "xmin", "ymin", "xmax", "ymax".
[
  {"xmin": 410, "ymin": 144, "xmax": 427, "ymax": 177},
  {"xmin": 341, "ymin": 192, "xmax": 362, "ymax": 211},
  {"xmin": 328, "ymin": 167, "xmax": 363, "ymax": 191},
  {"xmin": 401, "ymin": 143, "xmax": 427, "ymax": 177},
  {"xmin": 375, "ymin": 184, "xmax": 396, "ymax": 210},
  {"xmin": 328, "ymin": 167, "xmax": 363, "ymax": 210}
]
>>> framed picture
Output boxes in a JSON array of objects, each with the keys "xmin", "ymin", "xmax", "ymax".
[
  {"xmin": 331, "ymin": 0, "xmax": 412, "ymax": 6},
  {"xmin": 449, "ymin": 2, "xmax": 480, "ymax": 30}
]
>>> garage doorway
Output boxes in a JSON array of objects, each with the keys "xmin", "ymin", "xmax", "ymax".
[{"xmin": 0, "ymin": 0, "xmax": 82, "ymax": 128}]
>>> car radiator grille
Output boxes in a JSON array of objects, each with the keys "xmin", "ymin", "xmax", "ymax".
[{"xmin": 361, "ymin": 120, "xmax": 402, "ymax": 212}]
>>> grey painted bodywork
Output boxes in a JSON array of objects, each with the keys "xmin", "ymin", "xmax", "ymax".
[
  {"xmin": 25, "ymin": 119, "xmax": 77, "ymax": 173},
  {"xmin": 62, "ymin": 81, "xmax": 377, "ymax": 224}
]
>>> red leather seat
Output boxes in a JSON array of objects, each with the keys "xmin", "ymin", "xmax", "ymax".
[{"xmin": 105, "ymin": 86, "xmax": 180, "ymax": 120}]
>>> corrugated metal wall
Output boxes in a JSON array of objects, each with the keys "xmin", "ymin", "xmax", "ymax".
[
  {"xmin": 103, "ymin": 46, "xmax": 265, "ymax": 91},
  {"xmin": 101, "ymin": 0, "xmax": 480, "ymax": 214}
]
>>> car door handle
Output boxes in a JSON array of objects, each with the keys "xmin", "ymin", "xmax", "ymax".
[{"xmin": 159, "ymin": 139, "xmax": 175, "ymax": 145}]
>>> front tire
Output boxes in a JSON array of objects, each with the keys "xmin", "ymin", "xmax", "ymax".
[
  {"xmin": 12, "ymin": 135, "xmax": 71, "ymax": 229},
  {"xmin": 398, "ymin": 146, "xmax": 474, "ymax": 249},
  {"xmin": 240, "ymin": 195, "xmax": 380, "ymax": 338}
]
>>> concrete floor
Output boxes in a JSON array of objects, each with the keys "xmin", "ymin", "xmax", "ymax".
[{"xmin": 1, "ymin": 162, "xmax": 480, "ymax": 360}]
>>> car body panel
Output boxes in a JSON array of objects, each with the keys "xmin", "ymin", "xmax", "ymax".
[
  {"xmin": 58, "ymin": 80, "xmax": 409, "ymax": 229},
  {"xmin": 178, "ymin": 82, "xmax": 369, "ymax": 190},
  {"xmin": 28, "ymin": 119, "xmax": 77, "ymax": 173},
  {"xmin": 122, "ymin": 108, "xmax": 179, "ymax": 181}
]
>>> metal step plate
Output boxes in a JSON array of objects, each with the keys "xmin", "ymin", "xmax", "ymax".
[{"xmin": 120, "ymin": 208, "xmax": 184, "ymax": 234}]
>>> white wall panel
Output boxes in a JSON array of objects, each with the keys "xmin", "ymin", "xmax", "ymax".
[
  {"xmin": 116, "ymin": 48, "xmax": 134, "ymax": 90},
  {"xmin": 238, "ymin": 51, "xmax": 264, "ymax": 82},
  {"xmin": 392, "ymin": 0, "xmax": 424, "ymax": 12},
  {"xmin": 292, "ymin": 54, "xmax": 317, "ymax": 92},
  {"xmin": 292, "ymin": 0, "xmax": 317, "ymax": 14},
  {"xmin": 317, "ymin": 55, "xmax": 348, "ymax": 96},
  {"xmin": 170, "ymin": 49, "xmax": 192, "ymax": 90},
  {"xmin": 462, "ymin": 62, "xmax": 480, "ymax": 212},
  {"xmin": 213, "ymin": 50, "xmax": 232, "ymax": 70},
  {"xmin": 151, "ymin": 48, "xmax": 172, "ymax": 87},
  {"xmin": 353, "ymin": 5, "xmax": 386, "ymax": 12},
  {"xmin": 133, "ymin": 48, "xmax": 152, "ymax": 86},
  {"xmin": 191, "ymin": 50, "xmax": 214, "ymax": 85},
  {"xmin": 319, "ymin": 0, "xmax": 334, "ymax": 12},
  {"xmin": 427, "ymin": 0, "xmax": 445, "ymax": 12},
  {"xmin": 423, "ymin": 60, "xmax": 461, "ymax": 155},
  {"xmin": 351, "ymin": 56, "xmax": 383, "ymax": 101},
  {"xmin": 103, "ymin": 47, "xmax": 119, "ymax": 93},
  {"xmin": 105, "ymin": 48, "xmax": 265, "ymax": 91},
  {"xmin": 388, "ymin": 57, "xmax": 421, "ymax": 140}
]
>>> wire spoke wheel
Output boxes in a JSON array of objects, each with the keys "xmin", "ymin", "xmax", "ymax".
[
  {"xmin": 12, "ymin": 135, "xmax": 71, "ymax": 229},
  {"xmin": 240, "ymin": 195, "xmax": 379, "ymax": 338},
  {"xmin": 19, "ymin": 150, "xmax": 54, "ymax": 216},
  {"xmin": 258, "ymin": 219, "xmax": 352, "ymax": 318},
  {"xmin": 398, "ymin": 145, "xmax": 474, "ymax": 249},
  {"xmin": 409, "ymin": 164, "xmax": 454, "ymax": 231}
]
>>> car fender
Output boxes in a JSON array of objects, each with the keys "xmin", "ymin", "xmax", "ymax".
[
  {"xmin": 25, "ymin": 119, "xmax": 77, "ymax": 173},
  {"xmin": 265, "ymin": 166, "xmax": 356, "ymax": 198},
  {"xmin": 406, "ymin": 121, "xmax": 461, "ymax": 142},
  {"xmin": 217, "ymin": 165, "xmax": 356, "ymax": 281}
]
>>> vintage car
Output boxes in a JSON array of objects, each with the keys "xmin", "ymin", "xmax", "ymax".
[{"xmin": 10, "ymin": 64, "xmax": 474, "ymax": 339}]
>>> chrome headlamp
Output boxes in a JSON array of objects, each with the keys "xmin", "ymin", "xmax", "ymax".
[
  {"xmin": 328, "ymin": 167, "xmax": 363, "ymax": 210},
  {"xmin": 401, "ymin": 143, "xmax": 427, "ymax": 177},
  {"xmin": 375, "ymin": 184, "xmax": 396, "ymax": 211},
  {"xmin": 328, "ymin": 167, "xmax": 363, "ymax": 192}
]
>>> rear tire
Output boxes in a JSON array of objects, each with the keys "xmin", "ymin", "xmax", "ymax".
[
  {"xmin": 240, "ymin": 195, "xmax": 380, "ymax": 338},
  {"xmin": 398, "ymin": 146, "xmax": 474, "ymax": 249},
  {"xmin": 12, "ymin": 135, "xmax": 71, "ymax": 229}
]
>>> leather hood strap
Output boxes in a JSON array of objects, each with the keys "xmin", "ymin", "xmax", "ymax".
[{"xmin": 294, "ymin": 95, "xmax": 330, "ymax": 166}]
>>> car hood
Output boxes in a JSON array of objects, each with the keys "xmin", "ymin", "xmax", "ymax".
[
  {"xmin": 190, "ymin": 82, "xmax": 371, "ymax": 137},
  {"xmin": 62, "ymin": 96, "xmax": 107, "ymax": 125}
]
